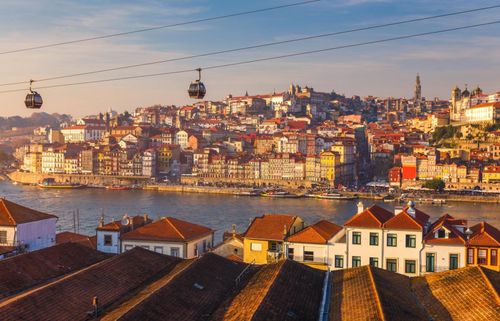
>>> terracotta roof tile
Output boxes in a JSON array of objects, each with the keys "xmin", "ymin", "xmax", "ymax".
[
  {"xmin": 0, "ymin": 243, "xmax": 109, "ymax": 300},
  {"xmin": 469, "ymin": 222, "xmax": 500, "ymax": 247},
  {"xmin": 121, "ymin": 217, "xmax": 213, "ymax": 242},
  {"xmin": 384, "ymin": 207, "xmax": 430, "ymax": 231},
  {"xmin": 0, "ymin": 198, "xmax": 58, "ymax": 226},
  {"xmin": 287, "ymin": 220, "xmax": 342, "ymax": 244},
  {"xmin": 244, "ymin": 214, "xmax": 300, "ymax": 241},
  {"xmin": 424, "ymin": 214, "xmax": 466, "ymax": 245},
  {"xmin": 344, "ymin": 205, "xmax": 393, "ymax": 228},
  {"xmin": 56, "ymin": 231, "xmax": 96, "ymax": 249}
]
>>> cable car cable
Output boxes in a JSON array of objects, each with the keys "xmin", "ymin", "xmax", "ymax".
[
  {"xmin": 1, "ymin": 19, "xmax": 499, "ymax": 95},
  {"xmin": 0, "ymin": 0, "xmax": 320, "ymax": 56},
  {"xmin": 1, "ymin": 3, "xmax": 498, "ymax": 87}
]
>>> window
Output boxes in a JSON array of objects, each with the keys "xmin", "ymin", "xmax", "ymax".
[
  {"xmin": 141, "ymin": 245, "xmax": 150, "ymax": 250},
  {"xmin": 352, "ymin": 256, "xmax": 361, "ymax": 267},
  {"xmin": 154, "ymin": 246, "xmax": 163, "ymax": 254},
  {"xmin": 0, "ymin": 230, "xmax": 7, "ymax": 244},
  {"xmin": 449, "ymin": 254, "xmax": 459, "ymax": 270},
  {"xmin": 103, "ymin": 234, "xmax": 112, "ymax": 246},
  {"xmin": 269, "ymin": 242, "xmax": 278, "ymax": 251},
  {"xmin": 288, "ymin": 248, "xmax": 294, "ymax": 260},
  {"xmin": 491, "ymin": 249, "xmax": 498, "ymax": 266},
  {"xmin": 352, "ymin": 232, "xmax": 361, "ymax": 245},
  {"xmin": 124, "ymin": 244, "xmax": 133, "ymax": 251},
  {"xmin": 170, "ymin": 247, "xmax": 180, "ymax": 257},
  {"xmin": 405, "ymin": 260, "xmax": 416, "ymax": 274},
  {"xmin": 304, "ymin": 251, "xmax": 314, "ymax": 262},
  {"xmin": 478, "ymin": 249, "xmax": 488, "ymax": 265},
  {"xmin": 437, "ymin": 229, "xmax": 446, "ymax": 238},
  {"xmin": 250, "ymin": 243, "xmax": 262, "ymax": 251},
  {"xmin": 387, "ymin": 234, "xmax": 397, "ymax": 247},
  {"xmin": 369, "ymin": 257, "xmax": 379, "ymax": 267},
  {"xmin": 426, "ymin": 253, "xmax": 435, "ymax": 272},
  {"xmin": 467, "ymin": 248, "xmax": 475, "ymax": 264},
  {"xmin": 405, "ymin": 235, "xmax": 416, "ymax": 248},
  {"xmin": 386, "ymin": 259, "xmax": 397, "ymax": 272},
  {"xmin": 335, "ymin": 255, "xmax": 344, "ymax": 268},
  {"xmin": 194, "ymin": 246, "xmax": 198, "ymax": 257},
  {"xmin": 369, "ymin": 233, "xmax": 379, "ymax": 246}
]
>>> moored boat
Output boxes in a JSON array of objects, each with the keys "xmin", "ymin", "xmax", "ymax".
[
  {"xmin": 315, "ymin": 192, "xmax": 357, "ymax": 200},
  {"xmin": 38, "ymin": 178, "xmax": 85, "ymax": 189},
  {"xmin": 261, "ymin": 190, "xmax": 301, "ymax": 198},
  {"xmin": 105, "ymin": 185, "xmax": 131, "ymax": 190}
]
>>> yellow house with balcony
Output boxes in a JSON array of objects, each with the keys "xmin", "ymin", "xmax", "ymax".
[{"xmin": 243, "ymin": 214, "xmax": 304, "ymax": 264}]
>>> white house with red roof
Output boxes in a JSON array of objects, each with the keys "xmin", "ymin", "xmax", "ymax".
[
  {"xmin": 0, "ymin": 198, "xmax": 58, "ymax": 255},
  {"xmin": 285, "ymin": 220, "xmax": 344, "ymax": 270},
  {"xmin": 422, "ymin": 214, "xmax": 468, "ymax": 273},
  {"xmin": 382, "ymin": 202, "xmax": 431, "ymax": 275},
  {"xmin": 120, "ymin": 217, "xmax": 214, "ymax": 259},
  {"xmin": 96, "ymin": 214, "xmax": 152, "ymax": 254},
  {"xmin": 344, "ymin": 203, "xmax": 394, "ymax": 269}
]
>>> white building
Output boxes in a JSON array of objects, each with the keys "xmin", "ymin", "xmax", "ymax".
[
  {"xmin": 0, "ymin": 198, "xmax": 58, "ymax": 254},
  {"xmin": 96, "ymin": 214, "xmax": 152, "ymax": 254},
  {"xmin": 422, "ymin": 214, "xmax": 467, "ymax": 273},
  {"xmin": 175, "ymin": 130, "xmax": 189, "ymax": 149},
  {"xmin": 286, "ymin": 220, "xmax": 344, "ymax": 269},
  {"xmin": 61, "ymin": 125, "xmax": 105, "ymax": 143},
  {"xmin": 121, "ymin": 217, "xmax": 214, "ymax": 259},
  {"xmin": 463, "ymin": 102, "xmax": 500, "ymax": 124}
]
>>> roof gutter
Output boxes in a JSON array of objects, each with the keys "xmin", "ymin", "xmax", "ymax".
[{"xmin": 318, "ymin": 269, "xmax": 331, "ymax": 321}]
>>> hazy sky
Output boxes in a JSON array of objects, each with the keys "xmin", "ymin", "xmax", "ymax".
[{"xmin": 1, "ymin": 0, "xmax": 499, "ymax": 117}]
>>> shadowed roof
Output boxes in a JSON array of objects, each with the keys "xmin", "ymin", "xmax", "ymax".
[
  {"xmin": 344, "ymin": 205, "xmax": 393, "ymax": 228},
  {"xmin": 0, "ymin": 198, "xmax": 58, "ymax": 226},
  {"xmin": 287, "ymin": 220, "xmax": 342, "ymax": 244},
  {"xmin": 0, "ymin": 247, "xmax": 182, "ymax": 321},
  {"xmin": 56, "ymin": 231, "xmax": 96, "ymax": 249},
  {"xmin": 244, "ymin": 214, "xmax": 299, "ymax": 241},
  {"xmin": 121, "ymin": 217, "xmax": 213, "ymax": 242},
  {"xmin": 469, "ymin": 222, "xmax": 500, "ymax": 247},
  {"xmin": 213, "ymin": 259, "xmax": 324, "ymax": 321},
  {"xmin": 0, "ymin": 243, "xmax": 109, "ymax": 300}
]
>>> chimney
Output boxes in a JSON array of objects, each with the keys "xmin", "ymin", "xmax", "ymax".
[
  {"xmin": 143, "ymin": 214, "xmax": 149, "ymax": 223},
  {"xmin": 231, "ymin": 224, "xmax": 236, "ymax": 237},
  {"xmin": 407, "ymin": 200, "xmax": 416, "ymax": 217},
  {"xmin": 357, "ymin": 201, "xmax": 364, "ymax": 214},
  {"xmin": 98, "ymin": 215, "xmax": 104, "ymax": 228}
]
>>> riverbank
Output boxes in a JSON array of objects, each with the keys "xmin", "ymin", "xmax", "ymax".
[{"xmin": 7, "ymin": 171, "xmax": 500, "ymax": 203}]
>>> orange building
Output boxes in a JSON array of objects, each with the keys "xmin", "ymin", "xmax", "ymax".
[{"xmin": 466, "ymin": 222, "xmax": 500, "ymax": 271}]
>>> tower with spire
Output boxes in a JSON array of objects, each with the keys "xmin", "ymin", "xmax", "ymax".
[{"xmin": 414, "ymin": 73, "xmax": 422, "ymax": 103}]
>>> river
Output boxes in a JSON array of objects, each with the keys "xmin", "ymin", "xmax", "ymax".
[{"xmin": 1, "ymin": 181, "xmax": 498, "ymax": 242}]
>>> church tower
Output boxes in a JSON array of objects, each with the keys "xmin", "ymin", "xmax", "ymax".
[{"xmin": 414, "ymin": 74, "xmax": 422, "ymax": 102}]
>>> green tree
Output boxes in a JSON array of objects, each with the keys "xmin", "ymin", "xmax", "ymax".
[{"xmin": 423, "ymin": 178, "xmax": 445, "ymax": 192}]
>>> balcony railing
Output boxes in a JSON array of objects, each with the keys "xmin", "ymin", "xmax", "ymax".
[{"xmin": 267, "ymin": 250, "xmax": 284, "ymax": 263}]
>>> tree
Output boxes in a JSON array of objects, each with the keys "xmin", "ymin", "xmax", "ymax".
[{"xmin": 423, "ymin": 178, "xmax": 445, "ymax": 192}]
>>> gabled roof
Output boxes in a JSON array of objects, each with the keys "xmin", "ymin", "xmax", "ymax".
[
  {"xmin": 344, "ymin": 205, "xmax": 393, "ymax": 228},
  {"xmin": 0, "ymin": 198, "xmax": 58, "ymax": 226},
  {"xmin": 121, "ymin": 217, "xmax": 213, "ymax": 243},
  {"xmin": 0, "ymin": 243, "xmax": 109, "ymax": 300},
  {"xmin": 244, "ymin": 214, "xmax": 300, "ymax": 241},
  {"xmin": 56, "ymin": 231, "xmax": 96, "ymax": 249},
  {"xmin": 97, "ymin": 215, "xmax": 152, "ymax": 233},
  {"xmin": 0, "ymin": 247, "xmax": 182, "ymax": 321},
  {"xmin": 330, "ymin": 266, "xmax": 430, "ymax": 321},
  {"xmin": 287, "ymin": 220, "xmax": 342, "ymax": 244},
  {"xmin": 213, "ymin": 259, "xmax": 324, "ymax": 321},
  {"xmin": 424, "ymin": 214, "xmax": 466, "ymax": 245},
  {"xmin": 384, "ymin": 206, "xmax": 430, "ymax": 231},
  {"xmin": 468, "ymin": 222, "xmax": 500, "ymax": 247}
]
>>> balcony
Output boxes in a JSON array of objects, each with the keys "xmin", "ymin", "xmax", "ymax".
[{"xmin": 267, "ymin": 250, "xmax": 284, "ymax": 263}]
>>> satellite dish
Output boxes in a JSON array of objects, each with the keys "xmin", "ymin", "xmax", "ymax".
[{"xmin": 121, "ymin": 215, "xmax": 130, "ymax": 226}]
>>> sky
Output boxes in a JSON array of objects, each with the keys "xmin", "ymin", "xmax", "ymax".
[{"xmin": 0, "ymin": 0, "xmax": 499, "ymax": 117}]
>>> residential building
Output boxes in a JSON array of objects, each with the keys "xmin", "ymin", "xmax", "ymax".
[
  {"xmin": 243, "ymin": 214, "xmax": 304, "ymax": 264},
  {"xmin": 466, "ymin": 221, "xmax": 500, "ymax": 271},
  {"xmin": 120, "ymin": 217, "xmax": 214, "ymax": 259},
  {"xmin": 96, "ymin": 214, "xmax": 152, "ymax": 254}
]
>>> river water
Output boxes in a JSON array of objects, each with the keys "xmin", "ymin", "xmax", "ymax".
[{"xmin": 1, "ymin": 181, "xmax": 498, "ymax": 242}]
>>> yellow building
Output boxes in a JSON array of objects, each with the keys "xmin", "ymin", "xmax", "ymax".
[
  {"xmin": 243, "ymin": 214, "xmax": 304, "ymax": 264},
  {"xmin": 320, "ymin": 151, "xmax": 340, "ymax": 185},
  {"xmin": 482, "ymin": 166, "xmax": 500, "ymax": 183},
  {"xmin": 467, "ymin": 222, "xmax": 500, "ymax": 272}
]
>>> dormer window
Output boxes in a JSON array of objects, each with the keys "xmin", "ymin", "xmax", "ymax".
[{"xmin": 437, "ymin": 229, "xmax": 446, "ymax": 238}]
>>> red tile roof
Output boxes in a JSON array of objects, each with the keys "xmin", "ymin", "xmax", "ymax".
[
  {"xmin": 384, "ymin": 206, "xmax": 430, "ymax": 231},
  {"xmin": 468, "ymin": 222, "xmax": 500, "ymax": 247},
  {"xmin": 0, "ymin": 198, "xmax": 58, "ymax": 226},
  {"xmin": 0, "ymin": 243, "xmax": 109, "ymax": 300},
  {"xmin": 344, "ymin": 205, "xmax": 393, "ymax": 228},
  {"xmin": 121, "ymin": 217, "xmax": 213, "ymax": 242},
  {"xmin": 56, "ymin": 231, "xmax": 96, "ymax": 249},
  {"xmin": 244, "ymin": 214, "xmax": 300, "ymax": 241},
  {"xmin": 0, "ymin": 247, "xmax": 182, "ymax": 321},
  {"xmin": 424, "ymin": 214, "xmax": 466, "ymax": 245},
  {"xmin": 97, "ymin": 215, "xmax": 152, "ymax": 232},
  {"xmin": 287, "ymin": 220, "xmax": 342, "ymax": 244}
]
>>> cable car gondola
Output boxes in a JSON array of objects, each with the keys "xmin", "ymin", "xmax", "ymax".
[
  {"xmin": 188, "ymin": 68, "xmax": 206, "ymax": 99},
  {"xmin": 25, "ymin": 80, "xmax": 43, "ymax": 109}
]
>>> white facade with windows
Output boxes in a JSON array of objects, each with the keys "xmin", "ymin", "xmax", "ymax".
[{"xmin": 121, "ymin": 234, "xmax": 213, "ymax": 259}]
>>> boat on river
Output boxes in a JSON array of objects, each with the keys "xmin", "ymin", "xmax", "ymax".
[
  {"xmin": 105, "ymin": 185, "xmax": 131, "ymax": 191},
  {"xmin": 38, "ymin": 178, "xmax": 85, "ymax": 189},
  {"xmin": 315, "ymin": 192, "xmax": 357, "ymax": 200},
  {"xmin": 261, "ymin": 190, "xmax": 302, "ymax": 198},
  {"xmin": 233, "ymin": 189, "xmax": 261, "ymax": 196}
]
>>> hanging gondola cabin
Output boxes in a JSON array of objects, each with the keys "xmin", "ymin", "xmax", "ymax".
[
  {"xmin": 25, "ymin": 80, "xmax": 43, "ymax": 109},
  {"xmin": 188, "ymin": 68, "xmax": 206, "ymax": 99}
]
